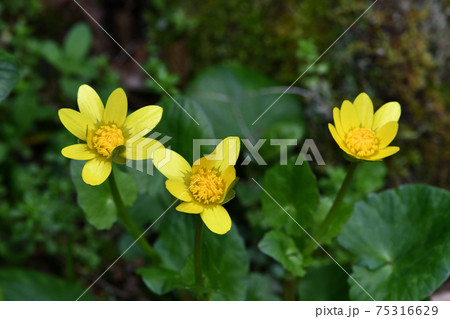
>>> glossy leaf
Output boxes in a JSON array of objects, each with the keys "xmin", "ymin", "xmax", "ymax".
[
  {"xmin": 261, "ymin": 158, "xmax": 319, "ymax": 236},
  {"xmin": 137, "ymin": 268, "xmax": 180, "ymax": 295},
  {"xmin": 339, "ymin": 184, "xmax": 450, "ymax": 300},
  {"xmin": 148, "ymin": 212, "xmax": 249, "ymax": 300},
  {"xmin": 70, "ymin": 161, "xmax": 138, "ymax": 230},
  {"xmin": 258, "ymin": 230, "xmax": 305, "ymax": 277},
  {"xmin": 203, "ymin": 225, "xmax": 249, "ymax": 300}
]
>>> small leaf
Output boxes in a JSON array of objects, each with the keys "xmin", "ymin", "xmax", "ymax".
[
  {"xmin": 0, "ymin": 49, "xmax": 19, "ymax": 102},
  {"xmin": 137, "ymin": 268, "xmax": 180, "ymax": 295},
  {"xmin": 0, "ymin": 268, "xmax": 92, "ymax": 301},
  {"xmin": 153, "ymin": 212, "xmax": 249, "ymax": 300},
  {"xmin": 261, "ymin": 158, "xmax": 319, "ymax": 236},
  {"xmin": 203, "ymin": 226, "xmax": 250, "ymax": 300},
  {"xmin": 64, "ymin": 23, "xmax": 92, "ymax": 60},
  {"xmin": 339, "ymin": 184, "xmax": 450, "ymax": 300},
  {"xmin": 70, "ymin": 161, "xmax": 138, "ymax": 230},
  {"xmin": 40, "ymin": 41, "xmax": 64, "ymax": 70},
  {"xmin": 258, "ymin": 230, "xmax": 305, "ymax": 277}
]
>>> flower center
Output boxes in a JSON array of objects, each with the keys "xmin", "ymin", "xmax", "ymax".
[
  {"xmin": 190, "ymin": 168, "xmax": 224, "ymax": 205},
  {"xmin": 92, "ymin": 124, "xmax": 125, "ymax": 157},
  {"xmin": 345, "ymin": 127, "xmax": 379, "ymax": 157}
]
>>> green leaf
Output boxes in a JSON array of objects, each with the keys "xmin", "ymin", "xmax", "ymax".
[
  {"xmin": 298, "ymin": 264, "xmax": 349, "ymax": 300},
  {"xmin": 154, "ymin": 211, "xmax": 196, "ymax": 272},
  {"xmin": 0, "ymin": 49, "xmax": 19, "ymax": 102},
  {"xmin": 137, "ymin": 268, "xmax": 180, "ymax": 295},
  {"xmin": 186, "ymin": 63, "xmax": 304, "ymax": 139},
  {"xmin": 155, "ymin": 95, "xmax": 215, "ymax": 162},
  {"xmin": 70, "ymin": 161, "xmax": 138, "ymax": 230},
  {"xmin": 40, "ymin": 41, "xmax": 62, "ymax": 67},
  {"xmin": 338, "ymin": 184, "xmax": 450, "ymax": 300},
  {"xmin": 258, "ymin": 230, "xmax": 305, "ymax": 277},
  {"xmin": 0, "ymin": 268, "xmax": 92, "ymax": 300},
  {"xmin": 64, "ymin": 23, "xmax": 92, "ymax": 60},
  {"xmin": 203, "ymin": 225, "xmax": 249, "ymax": 300},
  {"xmin": 152, "ymin": 212, "xmax": 249, "ymax": 300},
  {"xmin": 246, "ymin": 273, "xmax": 281, "ymax": 301},
  {"xmin": 261, "ymin": 158, "xmax": 319, "ymax": 236}
]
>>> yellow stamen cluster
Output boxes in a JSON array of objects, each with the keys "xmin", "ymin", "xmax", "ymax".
[
  {"xmin": 345, "ymin": 127, "xmax": 379, "ymax": 157},
  {"xmin": 190, "ymin": 168, "xmax": 224, "ymax": 205},
  {"xmin": 92, "ymin": 124, "xmax": 125, "ymax": 157}
]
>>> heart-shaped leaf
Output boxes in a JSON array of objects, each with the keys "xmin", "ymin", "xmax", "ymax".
[{"xmin": 339, "ymin": 184, "xmax": 450, "ymax": 300}]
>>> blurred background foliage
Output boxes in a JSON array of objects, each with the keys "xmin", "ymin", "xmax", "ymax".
[{"xmin": 0, "ymin": 0, "xmax": 449, "ymax": 300}]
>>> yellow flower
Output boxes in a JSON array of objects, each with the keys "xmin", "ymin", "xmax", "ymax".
[
  {"xmin": 59, "ymin": 84, "xmax": 163, "ymax": 185},
  {"xmin": 152, "ymin": 137, "xmax": 240, "ymax": 235},
  {"xmin": 328, "ymin": 92, "xmax": 401, "ymax": 161}
]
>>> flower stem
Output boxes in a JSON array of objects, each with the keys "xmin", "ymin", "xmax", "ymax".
[
  {"xmin": 109, "ymin": 169, "xmax": 160, "ymax": 264},
  {"xmin": 303, "ymin": 162, "xmax": 358, "ymax": 257},
  {"xmin": 283, "ymin": 271, "xmax": 298, "ymax": 301},
  {"xmin": 194, "ymin": 214, "xmax": 204, "ymax": 292}
]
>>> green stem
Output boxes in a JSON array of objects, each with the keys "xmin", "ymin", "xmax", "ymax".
[
  {"xmin": 303, "ymin": 162, "xmax": 358, "ymax": 256},
  {"xmin": 194, "ymin": 214, "xmax": 204, "ymax": 293},
  {"xmin": 283, "ymin": 271, "xmax": 298, "ymax": 301},
  {"xmin": 109, "ymin": 169, "xmax": 160, "ymax": 263}
]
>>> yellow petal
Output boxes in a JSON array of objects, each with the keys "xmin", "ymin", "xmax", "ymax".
[
  {"xmin": 220, "ymin": 165, "xmax": 236, "ymax": 191},
  {"xmin": 176, "ymin": 201, "xmax": 204, "ymax": 214},
  {"xmin": 62, "ymin": 144, "xmax": 97, "ymax": 160},
  {"xmin": 367, "ymin": 146, "xmax": 400, "ymax": 161},
  {"xmin": 166, "ymin": 179, "xmax": 193, "ymax": 202},
  {"xmin": 192, "ymin": 156, "xmax": 215, "ymax": 173},
  {"xmin": 152, "ymin": 148, "xmax": 191, "ymax": 182},
  {"xmin": 200, "ymin": 205, "xmax": 231, "ymax": 235},
  {"xmin": 372, "ymin": 102, "xmax": 401, "ymax": 130},
  {"xmin": 123, "ymin": 105, "xmax": 163, "ymax": 138},
  {"xmin": 340, "ymin": 100, "xmax": 360, "ymax": 132},
  {"xmin": 104, "ymin": 88, "xmax": 127, "ymax": 127},
  {"xmin": 58, "ymin": 108, "xmax": 93, "ymax": 141},
  {"xmin": 376, "ymin": 122, "xmax": 399, "ymax": 149},
  {"xmin": 82, "ymin": 157, "xmax": 112, "ymax": 185},
  {"xmin": 328, "ymin": 124, "xmax": 351, "ymax": 155},
  {"xmin": 123, "ymin": 137, "xmax": 165, "ymax": 160},
  {"xmin": 77, "ymin": 84, "xmax": 104, "ymax": 124},
  {"xmin": 333, "ymin": 107, "xmax": 345, "ymax": 139},
  {"xmin": 353, "ymin": 92, "xmax": 373, "ymax": 128},
  {"xmin": 193, "ymin": 137, "xmax": 240, "ymax": 172}
]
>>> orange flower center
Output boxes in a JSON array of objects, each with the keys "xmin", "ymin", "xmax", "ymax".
[
  {"xmin": 92, "ymin": 124, "xmax": 125, "ymax": 157},
  {"xmin": 190, "ymin": 168, "xmax": 224, "ymax": 205},
  {"xmin": 345, "ymin": 127, "xmax": 379, "ymax": 157}
]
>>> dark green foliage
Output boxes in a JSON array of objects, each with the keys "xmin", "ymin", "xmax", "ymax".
[{"xmin": 339, "ymin": 185, "xmax": 450, "ymax": 300}]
